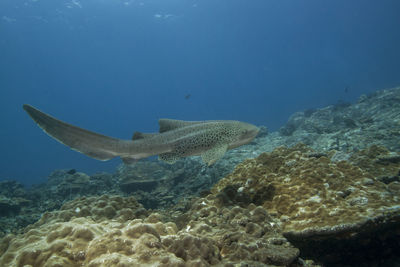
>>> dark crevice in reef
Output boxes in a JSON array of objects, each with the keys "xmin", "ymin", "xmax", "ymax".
[{"xmin": 286, "ymin": 217, "xmax": 400, "ymax": 267}]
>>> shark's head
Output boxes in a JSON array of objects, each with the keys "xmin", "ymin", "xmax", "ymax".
[{"xmin": 227, "ymin": 121, "xmax": 260, "ymax": 149}]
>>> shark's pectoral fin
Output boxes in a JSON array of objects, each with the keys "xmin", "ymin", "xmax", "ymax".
[
  {"xmin": 201, "ymin": 143, "xmax": 228, "ymax": 166},
  {"xmin": 158, "ymin": 153, "xmax": 181, "ymax": 164}
]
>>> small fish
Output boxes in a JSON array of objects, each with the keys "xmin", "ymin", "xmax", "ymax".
[
  {"xmin": 23, "ymin": 105, "xmax": 259, "ymax": 165},
  {"xmin": 184, "ymin": 94, "xmax": 191, "ymax": 100}
]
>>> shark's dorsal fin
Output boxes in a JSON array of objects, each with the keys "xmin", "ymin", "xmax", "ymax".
[
  {"xmin": 132, "ymin": 132, "xmax": 158, "ymax": 140},
  {"xmin": 158, "ymin": 119, "xmax": 204, "ymax": 133}
]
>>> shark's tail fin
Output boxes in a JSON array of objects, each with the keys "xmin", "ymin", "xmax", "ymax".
[{"xmin": 23, "ymin": 104, "xmax": 128, "ymax": 161}]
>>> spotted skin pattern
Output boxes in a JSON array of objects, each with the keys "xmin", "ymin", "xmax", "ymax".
[
  {"xmin": 159, "ymin": 122, "xmax": 245, "ymax": 165},
  {"xmin": 23, "ymin": 105, "xmax": 259, "ymax": 165}
]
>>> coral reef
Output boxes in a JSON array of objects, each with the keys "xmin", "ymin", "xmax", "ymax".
[
  {"xmin": 276, "ymin": 86, "xmax": 400, "ymax": 152},
  {"xmin": 0, "ymin": 196, "xmax": 180, "ymax": 266},
  {"xmin": 2, "ymin": 86, "xmax": 400, "ymax": 266},
  {"xmin": 168, "ymin": 196, "xmax": 300, "ymax": 266},
  {"xmin": 0, "ymin": 181, "xmax": 35, "ymax": 237},
  {"xmin": 0, "ymin": 180, "xmax": 30, "ymax": 216},
  {"xmin": 44, "ymin": 170, "xmax": 118, "ymax": 198},
  {"xmin": 0, "ymin": 195, "xmax": 305, "ymax": 266},
  {"xmin": 0, "ymin": 170, "xmax": 122, "ymax": 238},
  {"xmin": 212, "ymin": 143, "xmax": 400, "ymax": 265}
]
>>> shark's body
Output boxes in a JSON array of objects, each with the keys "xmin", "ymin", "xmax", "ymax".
[{"xmin": 23, "ymin": 104, "xmax": 259, "ymax": 165}]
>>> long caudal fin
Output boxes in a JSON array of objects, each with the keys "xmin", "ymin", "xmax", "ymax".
[{"xmin": 23, "ymin": 104, "xmax": 128, "ymax": 161}]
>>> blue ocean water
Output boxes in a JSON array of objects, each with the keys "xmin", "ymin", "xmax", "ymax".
[{"xmin": 1, "ymin": 0, "xmax": 399, "ymax": 185}]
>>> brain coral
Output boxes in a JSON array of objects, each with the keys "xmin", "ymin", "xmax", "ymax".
[
  {"xmin": 212, "ymin": 143, "xmax": 400, "ymax": 264},
  {"xmin": 0, "ymin": 194, "xmax": 305, "ymax": 266},
  {"xmin": 30, "ymin": 194, "xmax": 148, "ymax": 227},
  {"xmin": 0, "ymin": 216, "xmax": 184, "ymax": 266},
  {"xmin": 0, "ymin": 195, "xmax": 184, "ymax": 266},
  {"xmin": 165, "ymin": 195, "xmax": 300, "ymax": 266},
  {"xmin": 3, "ymin": 144, "xmax": 397, "ymax": 266}
]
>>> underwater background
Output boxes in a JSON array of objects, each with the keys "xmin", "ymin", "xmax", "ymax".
[
  {"xmin": 1, "ymin": 0, "xmax": 400, "ymax": 184},
  {"xmin": 1, "ymin": 1, "xmax": 400, "ymax": 266}
]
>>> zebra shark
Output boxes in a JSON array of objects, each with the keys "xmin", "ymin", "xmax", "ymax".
[{"xmin": 23, "ymin": 104, "xmax": 259, "ymax": 165}]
